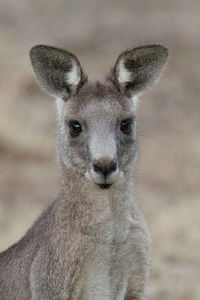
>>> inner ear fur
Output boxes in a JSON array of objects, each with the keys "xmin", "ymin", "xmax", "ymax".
[
  {"xmin": 109, "ymin": 45, "xmax": 168, "ymax": 97},
  {"xmin": 30, "ymin": 45, "xmax": 87, "ymax": 100}
]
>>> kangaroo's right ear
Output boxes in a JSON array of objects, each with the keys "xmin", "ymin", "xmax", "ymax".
[{"xmin": 30, "ymin": 45, "xmax": 87, "ymax": 100}]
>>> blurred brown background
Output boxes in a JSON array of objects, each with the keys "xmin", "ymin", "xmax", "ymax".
[{"xmin": 0, "ymin": 1, "xmax": 200, "ymax": 299}]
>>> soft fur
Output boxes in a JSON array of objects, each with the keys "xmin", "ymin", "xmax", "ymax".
[{"xmin": 0, "ymin": 44, "xmax": 168, "ymax": 300}]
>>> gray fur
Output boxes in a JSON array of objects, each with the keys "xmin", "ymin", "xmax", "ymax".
[
  {"xmin": 0, "ymin": 44, "xmax": 168, "ymax": 299},
  {"xmin": 108, "ymin": 45, "xmax": 168, "ymax": 97}
]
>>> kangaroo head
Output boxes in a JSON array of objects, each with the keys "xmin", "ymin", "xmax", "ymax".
[{"xmin": 30, "ymin": 45, "xmax": 168, "ymax": 189}]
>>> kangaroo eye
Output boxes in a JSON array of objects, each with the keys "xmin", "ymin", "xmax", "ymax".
[
  {"xmin": 69, "ymin": 121, "xmax": 82, "ymax": 137},
  {"xmin": 120, "ymin": 118, "xmax": 133, "ymax": 134}
]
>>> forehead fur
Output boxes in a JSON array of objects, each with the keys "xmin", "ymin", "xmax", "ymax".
[{"xmin": 63, "ymin": 81, "xmax": 133, "ymax": 121}]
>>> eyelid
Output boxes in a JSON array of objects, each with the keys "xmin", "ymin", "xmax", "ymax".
[
  {"xmin": 66, "ymin": 117, "xmax": 85, "ymax": 125},
  {"xmin": 124, "ymin": 118, "xmax": 133, "ymax": 123},
  {"xmin": 119, "ymin": 113, "xmax": 134, "ymax": 121},
  {"xmin": 120, "ymin": 117, "xmax": 134, "ymax": 125},
  {"xmin": 68, "ymin": 120, "xmax": 80, "ymax": 126}
]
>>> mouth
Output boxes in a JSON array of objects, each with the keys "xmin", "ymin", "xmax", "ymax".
[{"xmin": 97, "ymin": 183, "xmax": 112, "ymax": 189}]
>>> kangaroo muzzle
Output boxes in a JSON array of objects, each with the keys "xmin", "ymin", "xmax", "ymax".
[{"xmin": 89, "ymin": 130, "xmax": 120, "ymax": 186}]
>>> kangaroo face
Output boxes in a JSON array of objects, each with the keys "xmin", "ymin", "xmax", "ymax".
[
  {"xmin": 30, "ymin": 44, "xmax": 168, "ymax": 188},
  {"xmin": 57, "ymin": 83, "xmax": 137, "ymax": 187}
]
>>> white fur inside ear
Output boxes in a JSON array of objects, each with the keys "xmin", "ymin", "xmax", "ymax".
[
  {"xmin": 117, "ymin": 58, "xmax": 131, "ymax": 83},
  {"xmin": 64, "ymin": 62, "xmax": 80, "ymax": 86},
  {"xmin": 129, "ymin": 96, "xmax": 139, "ymax": 111},
  {"xmin": 56, "ymin": 97, "xmax": 64, "ymax": 119}
]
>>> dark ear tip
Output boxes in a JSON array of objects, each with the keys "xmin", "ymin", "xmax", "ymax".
[
  {"xmin": 30, "ymin": 44, "xmax": 61, "ymax": 59},
  {"xmin": 151, "ymin": 44, "xmax": 168, "ymax": 60},
  {"xmin": 119, "ymin": 44, "xmax": 169, "ymax": 64},
  {"xmin": 30, "ymin": 45, "xmax": 42, "ymax": 54},
  {"xmin": 30, "ymin": 45, "xmax": 49, "ymax": 59},
  {"xmin": 29, "ymin": 45, "xmax": 80, "ymax": 66},
  {"xmin": 30, "ymin": 45, "xmax": 44, "ymax": 63},
  {"xmin": 133, "ymin": 44, "xmax": 168, "ymax": 54}
]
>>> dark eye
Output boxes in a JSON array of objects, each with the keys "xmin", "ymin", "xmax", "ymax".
[
  {"xmin": 69, "ymin": 121, "xmax": 82, "ymax": 137},
  {"xmin": 120, "ymin": 118, "xmax": 133, "ymax": 134}
]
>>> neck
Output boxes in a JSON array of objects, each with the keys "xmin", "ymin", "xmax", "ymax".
[{"xmin": 57, "ymin": 161, "xmax": 138, "ymax": 233}]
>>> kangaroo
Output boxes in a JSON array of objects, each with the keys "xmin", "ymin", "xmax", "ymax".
[{"xmin": 0, "ymin": 44, "xmax": 168, "ymax": 300}]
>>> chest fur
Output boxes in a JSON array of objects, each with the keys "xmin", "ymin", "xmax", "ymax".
[{"xmin": 76, "ymin": 200, "xmax": 131, "ymax": 300}]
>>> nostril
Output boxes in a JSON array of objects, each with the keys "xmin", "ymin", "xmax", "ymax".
[
  {"xmin": 93, "ymin": 160, "xmax": 117, "ymax": 176},
  {"xmin": 93, "ymin": 162, "xmax": 103, "ymax": 174},
  {"xmin": 110, "ymin": 162, "xmax": 117, "ymax": 172}
]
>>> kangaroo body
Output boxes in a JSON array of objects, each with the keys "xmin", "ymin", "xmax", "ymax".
[
  {"xmin": 0, "ymin": 169, "xmax": 148, "ymax": 300},
  {"xmin": 0, "ymin": 44, "xmax": 168, "ymax": 299}
]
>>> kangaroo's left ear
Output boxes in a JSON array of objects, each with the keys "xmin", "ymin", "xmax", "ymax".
[
  {"xmin": 30, "ymin": 45, "xmax": 87, "ymax": 100},
  {"xmin": 109, "ymin": 45, "xmax": 168, "ymax": 99}
]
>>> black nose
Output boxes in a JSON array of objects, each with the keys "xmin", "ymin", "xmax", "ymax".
[{"xmin": 93, "ymin": 159, "xmax": 117, "ymax": 177}]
